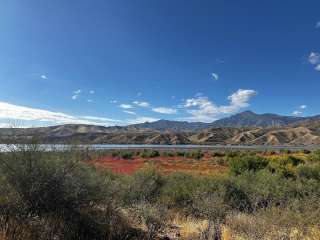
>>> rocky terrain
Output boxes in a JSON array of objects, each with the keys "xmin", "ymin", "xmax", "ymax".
[{"xmin": 0, "ymin": 111, "xmax": 320, "ymax": 145}]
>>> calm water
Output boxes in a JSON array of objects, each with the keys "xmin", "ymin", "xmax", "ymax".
[{"xmin": 0, "ymin": 144, "xmax": 319, "ymax": 152}]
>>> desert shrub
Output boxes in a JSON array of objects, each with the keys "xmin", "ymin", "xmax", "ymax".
[
  {"xmin": 0, "ymin": 145, "xmax": 134, "ymax": 240},
  {"xmin": 268, "ymin": 156, "xmax": 304, "ymax": 178},
  {"xmin": 161, "ymin": 151, "xmax": 175, "ymax": 157},
  {"xmin": 140, "ymin": 150, "xmax": 160, "ymax": 158},
  {"xmin": 137, "ymin": 204, "xmax": 168, "ymax": 240},
  {"xmin": 123, "ymin": 166, "xmax": 164, "ymax": 204},
  {"xmin": 160, "ymin": 173, "xmax": 199, "ymax": 210},
  {"xmin": 231, "ymin": 170, "xmax": 320, "ymax": 210},
  {"xmin": 308, "ymin": 150, "xmax": 320, "ymax": 162},
  {"xmin": 226, "ymin": 198, "xmax": 320, "ymax": 240},
  {"xmin": 302, "ymin": 149, "xmax": 311, "ymax": 154},
  {"xmin": 280, "ymin": 149, "xmax": 292, "ymax": 154},
  {"xmin": 223, "ymin": 182, "xmax": 252, "ymax": 212},
  {"xmin": 188, "ymin": 150, "xmax": 204, "ymax": 160},
  {"xmin": 296, "ymin": 163, "xmax": 320, "ymax": 181},
  {"xmin": 229, "ymin": 155, "xmax": 268, "ymax": 175},
  {"xmin": 120, "ymin": 151, "xmax": 134, "ymax": 159},
  {"xmin": 211, "ymin": 157, "xmax": 228, "ymax": 166},
  {"xmin": 226, "ymin": 151, "xmax": 241, "ymax": 158},
  {"xmin": 211, "ymin": 152, "xmax": 225, "ymax": 157},
  {"xmin": 112, "ymin": 151, "xmax": 120, "ymax": 157},
  {"xmin": 176, "ymin": 151, "xmax": 186, "ymax": 157},
  {"xmin": 149, "ymin": 150, "xmax": 160, "ymax": 158},
  {"xmin": 192, "ymin": 184, "xmax": 232, "ymax": 240}
]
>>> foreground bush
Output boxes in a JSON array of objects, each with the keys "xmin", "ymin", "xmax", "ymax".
[{"xmin": 0, "ymin": 145, "xmax": 139, "ymax": 240}]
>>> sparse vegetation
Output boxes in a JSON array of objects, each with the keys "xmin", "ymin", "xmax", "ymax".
[{"xmin": 0, "ymin": 145, "xmax": 320, "ymax": 239}]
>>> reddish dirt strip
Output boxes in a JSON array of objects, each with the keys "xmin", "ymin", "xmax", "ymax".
[{"xmin": 90, "ymin": 156, "xmax": 228, "ymax": 175}]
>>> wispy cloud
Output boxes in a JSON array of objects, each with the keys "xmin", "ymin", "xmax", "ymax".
[
  {"xmin": 292, "ymin": 105, "xmax": 307, "ymax": 116},
  {"xmin": 133, "ymin": 101, "xmax": 150, "ymax": 108},
  {"xmin": 152, "ymin": 107, "xmax": 177, "ymax": 114},
  {"xmin": 211, "ymin": 72, "xmax": 219, "ymax": 80},
  {"xmin": 73, "ymin": 89, "xmax": 82, "ymax": 95},
  {"xmin": 119, "ymin": 104, "xmax": 133, "ymax": 109},
  {"xmin": 89, "ymin": 90, "xmax": 95, "ymax": 94},
  {"xmin": 126, "ymin": 117, "xmax": 159, "ymax": 124},
  {"xmin": 72, "ymin": 89, "xmax": 82, "ymax": 100},
  {"xmin": 123, "ymin": 110, "xmax": 136, "ymax": 115},
  {"xmin": 82, "ymin": 116, "xmax": 119, "ymax": 122},
  {"xmin": 292, "ymin": 110, "xmax": 302, "ymax": 116},
  {"xmin": 41, "ymin": 75, "xmax": 47, "ymax": 80},
  {"xmin": 109, "ymin": 100, "xmax": 118, "ymax": 104},
  {"xmin": 316, "ymin": 21, "xmax": 320, "ymax": 28},
  {"xmin": 183, "ymin": 89, "xmax": 257, "ymax": 122},
  {"xmin": 0, "ymin": 101, "xmax": 119, "ymax": 127},
  {"xmin": 308, "ymin": 52, "xmax": 320, "ymax": 71}
]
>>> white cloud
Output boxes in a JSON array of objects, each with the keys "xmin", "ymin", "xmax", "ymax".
[
  {"xmin": 72, "ymin": 89, "xmax": 82, "ymax": 100},
  {"xmin": 109, "ymin": 100, "xmax": 118, "ymax": 104},
  {"xmin": 89, "ymin": 90, "xmax": 95, "ymax": 94},
  {"xmin": 123, "ymin": 110, "xmax": 137, "ymax": 115},
  {"xmin": 41, "ymin": 75, "xmax": 47, "ymax": 80},
  {"xmin": 126, "ymin": 117, "xmax": 159, "ymax": 124},
  {"xmin": 300, "ymin": 105, "xmax": 307, "ymax": 109},
  {"xmin": 0, "ymin": 101, "xmax": 119, "ymax": 127},
  {"xmin": 119, "ymin": 104, "xmax": 133, "ymax": 109},
  {"xmin": 152, "ymin": 107, "xmax": 177, "ymax": 114},
  {"xmin": 211, "ymin": 72, "xmax": 219, "ymax": 80},
  {"xmin": 73, "ymin": 89, "xmax": 82, "ymax": 95},
  {"xmin": 228, "ymin": 89, "xmax": 257, "ymax": 108},
  {"xmin": 315, "ymin": 64, "xmax": 320, "ymax": 71},
  {"xmin": 316, "ymin": 21, "xmax": 320, "ymax": 28},
  {"xmin": 183, "ymin": 89, "xmax": 257, "ymax": 122},
  {"xmin": 308, "ymin": 52, "xmax": 320, "ymax": 65},
  {"xmin": 292, "ymin": 110, "xmax": 302, "ymax": 116},
  {"xmin": 133, "ymin": 101, "xmax": 150, "ymax": 108},
  {"xmin": 82, "ymin": 116, "xmax": 120, "ymax": 122}
]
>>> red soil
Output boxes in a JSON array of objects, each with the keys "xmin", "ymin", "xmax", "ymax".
[
  {"xmin": 90, "ymin": 156, "xmax": 145, "ymax": 175},
  {"xmin": 90, "ymin": 155, "xmax": 228, "ymax": 176}
]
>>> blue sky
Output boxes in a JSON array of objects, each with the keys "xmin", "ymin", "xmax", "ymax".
[{"xmin": 0, "ymin": 0, "xmax": 320, "ymax": 127}]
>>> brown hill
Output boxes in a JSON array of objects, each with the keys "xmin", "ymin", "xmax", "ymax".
[{"xmin": 0, "ymin": 120, "xmax": 320, "ymax": 146}]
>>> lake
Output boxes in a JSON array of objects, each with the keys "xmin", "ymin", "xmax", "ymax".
[{"xmin": 0, "ymin": 144, "xmax": 319, "ymax": 152}]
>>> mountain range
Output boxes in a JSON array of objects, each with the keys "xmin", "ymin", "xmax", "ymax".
[
  {"xmin": 1, "ymin": 111, "xmax": 320, "ymax": 145},
  {"xmin": 132, "ymin": 111, "xmax": 320, "ymax": 131}
]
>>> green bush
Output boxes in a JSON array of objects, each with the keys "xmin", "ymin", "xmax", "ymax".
[
  {"xmin": 268, "ymin": 156, "xmax": 304, "ymax": 178},
  {"xmin": 296, "ymin": 163, "xmax": 320, "ymax": 181},
  {"xmin": 0, "ymin": 145, "xmax": 134, "ymax": 240},
  {"xmin": 188, "ymin": 150, "xmax": 204, "ymax": 160},
  {"xmin": 120, "ymin": 151, "xmax": 134, "ymax": 159},
  {"xmin": 229, "ymin": 155, "xmax": 268, "ymax": 175},
  {"xmin": 140, "ymin": 150, "xmax": 160, "ymax": 158},
  {"xmin": 122, "ymin": 166, "xmax": 164, "ymax": 204}
]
